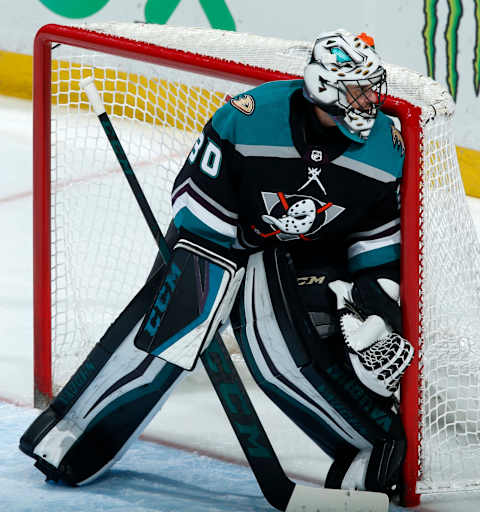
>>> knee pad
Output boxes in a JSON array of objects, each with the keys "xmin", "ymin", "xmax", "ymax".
[{"xmin": 134, "ymin": 236, "xmax": 244, "ymax": 370}]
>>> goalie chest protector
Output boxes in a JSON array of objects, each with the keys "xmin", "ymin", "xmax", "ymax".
[{"xmin": 173, "ymin": 79, "xmax": 404, "ymax": 271}]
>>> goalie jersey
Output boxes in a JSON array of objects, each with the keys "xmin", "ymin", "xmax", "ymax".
[{"xmin": 172, "ymin": 79, "xmax": 405, "ymax": 273}]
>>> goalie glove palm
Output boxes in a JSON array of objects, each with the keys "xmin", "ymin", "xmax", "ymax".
[{"xmin": 329, "ymin": 280, "xmax": 414, "ymax": 397}]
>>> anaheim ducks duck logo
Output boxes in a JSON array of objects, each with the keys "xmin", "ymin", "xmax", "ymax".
[
  {"xmin": 252, "ymin": 192, "xmax": 345, "ymax": 241},
  {"xmin": 391, "ymin": 125, "xmax": 405, "ymax": 156},
  {"xmin": 230, "ymin": 94, "xmax": 255, "ymax": 115}
]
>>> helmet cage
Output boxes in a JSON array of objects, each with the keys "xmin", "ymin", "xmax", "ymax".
[{"xmin": 337, "ymin": 71, "xmax": 388, "ymax": 116}]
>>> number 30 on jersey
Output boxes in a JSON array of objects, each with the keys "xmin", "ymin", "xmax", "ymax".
[{"xmin": 188, "ymin": 133, "xmax": 222, "ymax": 178}]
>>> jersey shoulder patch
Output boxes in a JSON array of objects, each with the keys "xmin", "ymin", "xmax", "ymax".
[
  {"xmin": 211, "ymin": 79, "xmax": 303, "ymax": 148},
  {"xmin": 230, "ymin": 93, "xmax": 255, "ymax": 115},
  {"xmin": 339, "ymin": 112, "xmax": 405, "ymax": 181},
  {"xmin": 390, "ymin": 124, "xmax": 405, "ymax": 156}
]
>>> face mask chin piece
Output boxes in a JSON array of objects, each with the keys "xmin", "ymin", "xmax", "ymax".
[
  {"xmin": 334, "ymin": 108, "xmax": 377, "ymax": 143},
  {"xmin": 332, "ymin": 115, "xmax": 372, "ymax": 143}
]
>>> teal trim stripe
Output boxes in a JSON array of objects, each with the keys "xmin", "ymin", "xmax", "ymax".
[
  {"xmin": 173, "ymin": 208, "xmax": 233, "ymax": 248},
  {"xmin": 348, "ymin": 244, "xmax": 401, "ymax": 273},
  {"xmin": 84, "ymin": 362, "xmax": 182, "ymax": 432},
  {"xmin": 152, "ymin": 263, "xmax": 225, "ymax": 355}
]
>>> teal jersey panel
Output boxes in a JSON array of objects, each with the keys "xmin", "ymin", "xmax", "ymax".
[
  {"xmin": 211, "ymin": 79, "xmax": 304, "ymax": 147},
  {"xmin": 342, "ymin": 112, "xmax": 405, "ymax": 180}
]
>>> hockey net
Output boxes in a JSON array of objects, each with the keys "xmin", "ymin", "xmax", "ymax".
[{"xmin": 33, "ymin": 23, "xmax": 480, "ymax": 506}]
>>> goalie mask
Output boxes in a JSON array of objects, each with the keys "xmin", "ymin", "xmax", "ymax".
[{"xmin": 303, "ymin": 29, "xmax": 387, "ymax": 143}]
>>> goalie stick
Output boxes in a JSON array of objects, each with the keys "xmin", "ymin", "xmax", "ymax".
[{"xmin": 80, "ymin": 75, "xmax": 389, "ymax": 512}]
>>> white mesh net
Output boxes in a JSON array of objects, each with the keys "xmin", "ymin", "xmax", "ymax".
[
  {"xmin": 417, "ymin": 114, "xmax": 480, "ymax": 493},
  {"xmin": 39, "ymin": 23, "xmax": 480, "ymax": 496},
  {"xmin": 49, "ymin": 46, "xmax": 251, "ymax": 387}
]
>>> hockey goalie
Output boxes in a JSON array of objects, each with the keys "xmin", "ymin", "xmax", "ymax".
[{"xmin": 20, "ymin": 29, "xmax": 413, "ymax": 507}]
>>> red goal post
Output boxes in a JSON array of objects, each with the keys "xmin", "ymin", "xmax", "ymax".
[{"xmin": 34, "ymin": 23, "xmax": 479, "ymax": 507}]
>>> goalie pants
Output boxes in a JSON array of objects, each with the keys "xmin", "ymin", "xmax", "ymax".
[{"xmin": 20, "ymin": 243, "xmax": 404, "ymax": 488}]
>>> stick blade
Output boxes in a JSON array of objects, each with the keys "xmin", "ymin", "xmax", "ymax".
[{"xmin": 285, "ymin": 484, "xmax": 389, "ymax": 512}]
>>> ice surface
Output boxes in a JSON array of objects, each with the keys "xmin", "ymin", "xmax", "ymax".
[{"xmin": 0, "ymin": 402, "xmax": 273, "ymax": 512}]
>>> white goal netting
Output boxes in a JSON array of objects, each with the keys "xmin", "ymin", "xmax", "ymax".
[{"xmin": 36, "ymin": 23, "xmax": 480, "ymax": 498}]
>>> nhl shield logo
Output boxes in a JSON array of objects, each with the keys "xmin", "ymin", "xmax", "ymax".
[
  {"xmin": 230, "ymin": 94, "xmax": 255, "ymax": 115},
  {"xmin": 310, "ymin": 149, "xmax": 323, "ymax": 162}
]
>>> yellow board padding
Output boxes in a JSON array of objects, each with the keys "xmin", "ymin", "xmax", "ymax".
[
  {"xmin": 0, "ymin": 51, "xmax": 33, "ymax": 100},
  {"xmin": 456, "ymin": 146, "xmax": 480, "ymax": 198},
  {"xmin": 1, "ymin": 50, "xmax": 480, "ymax": 197},
  {"xmin": 51, "ymin": 60, "xmax": 226, "ymax": 134}
]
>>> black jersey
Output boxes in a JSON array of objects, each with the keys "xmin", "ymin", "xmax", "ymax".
[{"xmin": 171, "ymin": 79, "xmax": 404, "ymax": 274}]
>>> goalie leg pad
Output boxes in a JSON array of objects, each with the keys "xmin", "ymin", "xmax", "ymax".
[
  {"xmin": 230, "ymin": 248, "xmax": 406, "ymax": 494},
  {"xmin": 134, "ymin": 238, "xmax": 244, "ymax": 370},
  {"xmin": 20, "ymin": 267, "xmax": 185, "ymax": 485}
]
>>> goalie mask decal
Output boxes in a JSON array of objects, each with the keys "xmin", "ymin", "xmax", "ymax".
[
  {"xmin": 253, "ymin": 191, "xmax": 345, "ymax": 241},
  {"xmin": 230, "ymin": 94, "xmax": 255, "ymax": 115}
]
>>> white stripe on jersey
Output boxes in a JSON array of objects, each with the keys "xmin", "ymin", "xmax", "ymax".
[
  {"xmin": 332, "ymin": 155, "xmax": 397, "ymax": 183},
  {"xmin": 173, "ymin": 191, "xmax": 237, "ymax": 239},
  {"xmin": 172, "ymin": 177, "xmax": 238, "ymax": 220},
  {"xmin": 348, "ymin": 218, "xmax": 400, "ymax": 239},
  {"xmin": 235, "ymin": 144, "xmax": 301, "ymax": 158},
  {"xmin": 348, "ymin": 231, "xmax": 401, "ymax": 259}
]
